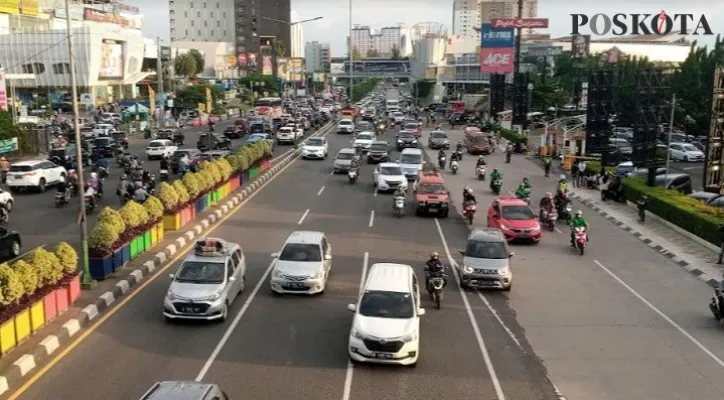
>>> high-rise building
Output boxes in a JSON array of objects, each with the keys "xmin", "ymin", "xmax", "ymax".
[
  {"xmin": 168, "ymin": 0, "xmax": 235, "ymax": 42},
  {"xmin": 305, "ymin": 41, "xmax": 331, "ymax": 72},
  {"xmin": 349, "ymin": 25, "xmax": 403, "ymax": 58},
  {"xmin": 452, "ymin": 0, "xmax": 481, "ymax": 39},
  {"xmin": 290, "ymin": 10, "xmax": 304, "ymax": 58}
]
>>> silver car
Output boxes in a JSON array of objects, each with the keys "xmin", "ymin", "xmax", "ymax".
[
  {"xmin": 333, "ymin": 148, "xmax": 357, "ymax": 173},
  {"xmin": 457, "ymin": 228, "xmax": 513, "ymax": 290},
  {"xmin": 163, "ymin": 238, "xmax": 247, "ymax": 321},
  {"xmin": 270, "ymin": 231, "xmax": 332, "ymax": 295}
]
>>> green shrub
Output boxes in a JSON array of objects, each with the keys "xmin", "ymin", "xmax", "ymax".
[
  {"xmin": 183, "ymin": 173, "xmax": 201, "ymax": 197},
  {"xmin": 144, "ymin": 196, "xmax": 164, "ymax": 220},
  {"xmin": 247, "ymin": 144, "xmax": 262, "ymax": 164},
  {"xmin": 97, "ymin": 207, "xmax": 126, "ymax": 237},
  {"xmin": 257, "ymin": 140, "xmax": 272, "ymax": 156},
  {"xmin": 31, "ymin": 247, "xmax": 63, "ymax": 287},
  {"xmin": 157, "ymin": 182, "xmax": 179, "ymax": 212},
  {"xmin": 226, "ymin": 154, "xmax": 240, "ymax": 171},
  {"xmin": 13, "ymin": 260, "xmax": 38, "ymax": 296},
  {"xmin": 622, "ymin": 177, "xmax": 724, "ymax": 245},
  {"xmin": 54, "ymin": 242, "xmax": 78, "ymax": 274},
  {"xmin": 202, "ymin": 161, "xmax": 222, "ymax": 183},
  {"xmin": 493, "ymin": 125, "xmax": 525, "ymax": 143},
  {"xmin": 118, "ymin": 201, "xmax": 149, "ymax": 229},
  {"xmin": 172, "ymin": 180, "xmax": 190, "ymax": 203},
  {"xmin": 0, "ymin": 263, "xmax": 24, "ymax": 305},
  {"xmin": 236, "ymin": 148, "xmax": 251, "ymax": 171},
  {"xmin": 89, "ymin": 221, "xmax": 119, "ymax": 250},
  {"xmin": 196, "ymin": 171, "xmax": 213, "ymax": 192},
  {"xmin": 217, "ymin": 159, "xmax": 233, "ymax": 180}
]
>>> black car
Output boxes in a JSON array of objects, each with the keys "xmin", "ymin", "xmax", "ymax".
[
  {"xmin": 395, "ymin": 131, "xmax": 418, "ymax": 151},
  {"xmin": 0, "ymin": 227, "xmax": 21, "ymax": 261},
  {"xmin": 156, "ymin": 130, "xmax": 175, "ymax": 140},
  {"xmin": 171, "ymin": 149, "xmax": 202, "ymax": 174},
  {"xmin": 249, "ymin": 123, "xmax": 266, "ymax": 134},
  {"xmin": 48, "ymin": 146, "xmax": 90, "ymax": 168},
  {"xmin": 197, "ymin": 133, "xmax": 232, "ymax": 151},
  {"xmin": 91, "ymin": 137, "xmax": 117, "ymax": 157},
  {"xmin": 223, "ymin": 126, "xmax": 244, "ymax": 139},
  {"xmin": 367, "ymin": 141, "xmax": 390, "ymax": 164}
]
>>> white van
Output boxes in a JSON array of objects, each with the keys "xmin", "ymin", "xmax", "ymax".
[
  {"xmin": 92, "ymin": 123, "xmax": 113, "ymax": 137},
  {"xmin": 398, "ymin": 148, "xmax": 424, "ymax": 180},
  {"xmin": 347, "ymin": 263, "xmax": 424, "ymax": 366},
  {"xmin": 386, "ymin": 99, "xmax": 399, "ymax": 113}
]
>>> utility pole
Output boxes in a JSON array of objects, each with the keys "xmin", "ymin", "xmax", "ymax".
[
  {"xmin": 664, "ymin": 93, "xmax": 676, "ymax": 181},
  {"xmin": 513, "ymin": 0, "xmax": 523, "ymax": 74},
  {"xmin": 348, "ymin": 0, "xmax": 353, "ymax": 104},
  {"xmin": 64, "ymin": 0, "xmax": 92, "ymax": 288},
  {"xmin": 156, "ymin": 37, "xmax": 164, "ymax": 127}
]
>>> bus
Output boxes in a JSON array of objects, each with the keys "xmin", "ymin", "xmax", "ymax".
[{"xmin": 254, "ymin": 97, "xmax": 283, "ymax": 118}]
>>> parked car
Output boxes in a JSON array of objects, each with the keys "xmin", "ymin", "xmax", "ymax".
[{"xmin": 668, "ymin": 142, "xmax": 705, "ymax": 162}]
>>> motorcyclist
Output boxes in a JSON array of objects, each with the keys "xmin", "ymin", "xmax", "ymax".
[
  {"xmin": 179, "ymin": 154, "xmax": 190, "ymax": 174},
  {"xmin": 490, "ymin": 168, "xmax": 502, "ymax": 181},
  {"xmin": 0, "ymin": 156, "xmax": 10, "ymax": 171},
  {"xmin": 539, "ymin": 192, "xmax": 554, "ymax": 219},
  {"xmin": 130, "ymin": 156, "xmax": 139, "ymax": 169},
  {"xmin": 56, "ymin": 176, "xmax": 68, "ymax": 197},
  {"xmin": 67, "ymin": 169, "xmax": 78, "ymax": 189},
  {"xmin": 568, "ymin": 210, "xmax": 589, "ymax": 246},
  {"xmin": 462, "ymin": 186, "xmax": 476, "ymax": 203},
  {"xmin": 160, "ymin": 156, "xmax": 170, "ymax": 171},
  {"xmin": 437, "ymin": 149, "xmax": 446, "ymax": 161},
  {"xmin": 424, "ymin": 251, "xmax": 445, "ymax": 293},
  {"xmin": 349, "ymin": 155, "xmax": 361, "ymax": 172},
  {"xmin": 96, "ymin": 156, "xmax": 108, "ymax": 170},
  {"xmin": 476, "ymin": 155, "xmax": 487, "ymax": 167},
  {"xmin": 515, "ymin": 181, "xmax": 530, "ymax": 200},
  {"xmin": 557, "ymin": 174, "xmax": 568, "ymax": 195},
  {"xmin": 455, "ymin": 142, "xmax": 464, "ymax": 153},
  {"xmin": 118, "ymin": 174, "xmax": 133, "ymax": 197},
  {"xmin": 88, "ymin": 172, "xmax": 100, "ymax": 192},
  {"xmin": 120, "ymin": 152, "xmax": 132, "ymax": 166},
  {"xmin": 393, "ymin": 186, "xmax": 406, "ymax": 199},
  {"xmin": 133, "ymin": 184, "xmax": 150, "ymax": 203},
  {"xmin": 521, "ymin": 177, "xmax": 531, "ymax": 190},
  {"xmin": 449, "ymin": 149, "xmax": 461, "ymax": 166}
]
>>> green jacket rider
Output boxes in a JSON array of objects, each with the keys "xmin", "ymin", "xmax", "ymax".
[
  {"xmin": 521, "ymin": 177, "xmax": 531, "ymax": 189},
  {"xmin": 557, "ymin": 174, "xmax": 568, "ymax": 193},
  {"xmin": 490, "ymin": 169, "xmax": 502, "ymax": 181},
  {"xmin": 568, "ymin": 211, "xmax": 588, "ymax": 228},
  {"xmin": 515, "ymin": 183, "xmax": 530, "ymax": 198}
]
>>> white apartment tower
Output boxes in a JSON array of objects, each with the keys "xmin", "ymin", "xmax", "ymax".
[
  {"xmin": 452, "ymin": 0, "xmax": 481, "ymax": 39},
  {"xmin": 168, "ymin": 0, "xmax": 235, "ymax": 42},
  {"xmin": 290, "ymin": 10, "xmax": 304, "ymax": 58},
  {"xmin": 305, "ymin": 41, "xmax": 331, "ymax": 72},
  {"xmin": 349, "ymin": 25, "xmax": 403, "ymax": 58}
]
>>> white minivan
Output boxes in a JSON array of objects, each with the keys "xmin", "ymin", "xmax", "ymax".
[{"xmin": 347, "ymin": 263, "xmax": 424, "ymax": 366}]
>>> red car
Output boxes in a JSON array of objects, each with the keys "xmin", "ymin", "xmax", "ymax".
[
  {"xmin": 403, "ymin": 122, "xmax": 421, "ymax": 137},
  {"xmin": 487, "ymin": 196, "xmax": 541, "ymax": 242}
]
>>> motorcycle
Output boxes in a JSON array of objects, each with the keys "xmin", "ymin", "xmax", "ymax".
[
  {"xmin": 438, "ymin": 156, "xmax": 446, "ymax": 170},
  {"xmin": 708, "ymin": 289, "xmax": 724, "ymax": 321},
  {"xmin": 394, "ymin": 195, "xmax": 405, "ymax": 217},
  {"xmin": 0, "ymin": 206, "xmax": 8, "ymax": 223},
  {"xmin": 159, "ymin": 169, "xmax": 169, "ymax": 182},
  {"xmin": 122, "ymin": 163, "xmax": 132, "ymax": 175},
  {"xmin": 348, "ymin": 169, "xmax": 358, "ymax": 184},
  {"xmin": 491, "ymin": 179, "xmax": 502, "ymax": 195},
  {"xmin": 428, "ymin": 273, "xmax": 446, "ymax": 309},
  {"xmin": 463, "ymin": 202, "xmax": 477, "ymax": 225},
  {"xmin": 451, "ymin": 160, "xmax": 459, "ymax": 174},
  {"xmin": 54, "ymin": 189, "xmax": 71, "ymax": 207},
  {"xmin": 92, "ymin": 164, "xmax": 109, "ymax": 179},
  {"xmin": 454, "ymin": 149, "xmax": 463, "ymax": 160},
  {"xmin": 557, "ymin": 203, "xmax": 572, "ymax": 222},
  {"xmin": 84, "ymin": 189, "xmax": 96, "ymax": 213},
  {"xmin": 541, "ymin": 209, "xmax": 557, "ymax": 231},
  {"xmin": 476, "ymin": 166, "xmax": 486, "ymax": 180},
  {"xmin": 119, "ymin": 190, "xmax": 132, "ymax": 205},
  {"xmin": 573, "ymin": 227, "xmax": 587, "ymax": 255}
]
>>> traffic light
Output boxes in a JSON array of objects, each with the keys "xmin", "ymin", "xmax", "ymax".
[{"xmin": 251, "ymin": 17, "xmax": 258, "ymax": 36}]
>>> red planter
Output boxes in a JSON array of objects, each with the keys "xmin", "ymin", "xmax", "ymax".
[
  {"xmin": 43, "ymin": 291, "xmax": 58, "ymax": 321},
  {"xmin": 55, "ymin": 286, "xmax": 69, "ymax": 314},
  {"xmin": 67, "ymin": 274, "xmax": 81, "ymax": 305}
]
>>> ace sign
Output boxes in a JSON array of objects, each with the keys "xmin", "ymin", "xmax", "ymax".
[{"xmin": 480, "ymin": 48, "xmax": 514, "ymax": 73}]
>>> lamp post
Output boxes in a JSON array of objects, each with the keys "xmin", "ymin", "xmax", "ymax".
[
  {"xmin": 64, "ymin": 0, "xmax": 92, "ymax": 288},
  {"xmin": 348, "ymin": 0, "xmax": 353, "ymax": 103}
]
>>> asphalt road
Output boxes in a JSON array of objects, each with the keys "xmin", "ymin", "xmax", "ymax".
[
  {"xmin": 669, "ymin": 160, "xmax": 705, "ymax": 190},
  {"xmin": 9, "ymin": 120, "xmax": 562, "ymax": 400},
  {"xmin": 418, "ymin": 128, "xmax": 724, "ymax": 399},
  {"xmin": 5, "ymin": 118, "xmax": 330, "ymax": 256}
]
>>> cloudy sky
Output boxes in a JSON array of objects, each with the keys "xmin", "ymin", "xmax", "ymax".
[{"xmin": 126, "ymin": 0, "xmax": 723, "ymax": 56}]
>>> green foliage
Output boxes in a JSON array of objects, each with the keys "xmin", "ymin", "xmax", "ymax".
[
  {"xmin": 97, "ymin": 207, "xmax": 126, "ymax": 237},
  {"xmin": 238, "ymin": 74, "xmax": 279, "ymax": 93},
  {"xmin": 187, "ymin": 49, "xmax": 205, "ymax": 75},
  {"xmin": 175, "ymin": 85, "xmax": 224, "ymax": 109},
  {"xmin": 621, "ymin": 176, "xmax": 724, "ymax": 245},
  {"xmin": 529, "ymin": 72, "xmax": 570, "ymax": 111},
  {"xmin": 226, "ymin": 154, "xmax": 241, "ymax": 171},
  {"xmin": 0, "ymin": 263, "xmax": 24, "ymax": 305},
  {"xmin": 89, "ymin": 221, "xmax": 119, "ymax": 250},
  {"xmin": 183, "ymin": 172, "xmax": 202, "ymax": 197},
  {"xmin": 31, "ymin": 247, "xmax": 63, "ymax": 287},
  {"xmin": 411, "ymin": 80, "xmax": 435, "ymax": 99},
  {"xmin": 351, "ymin": 47, "xmax": 362, "ymax": 61},
  {"xmin": 216, "ymin": 159, "xmax": 233, "ymax": 180},
  {"xmin": 12, "ymin": 260, "xmax": 38, "ymax": 297},
  {"xmin": 256, "ymin": 140, "xmax": 272, "ymax": 156},
  {"xmin": 144, "ymin": 196, "xmax": 164, "ymax": 220},
  {"xmin": 391, "ymin": 46, "xmax": 401, "ymax": 60},
  {"xmin": 174, "ymin": 53, "xmax": 197, "ymax": 77},
  {"xmin": 196, "ymin": 170, "xmax": 213, "ymax": 191},
  {"xmin": 157, "ymin": 182, "xmax": 179, "ymax": 212},
  {"xmin": 236, "ymin": 148, "xmax": 251, "ymax": 171},
  {"xmin": 172, "ymin": 180, "xmax": 190, "ymax": 204},
  {"xmin": 54, "ymin": 242, "xmax": 78, "ymax": 275},
  {"xmin": 492, "ymin": 124, "xmax": 526, "ymax": 143},
  {"xmin": 118, "ymin": 201, "xmax": 150, "ymax": 228},
  {"xmin": 201, "ymin": 161, "xmax": 222, "ymax": 183},
  {"xmin": 366, "ymin": 49, "xmax": 380, "ymax": 58},
  {"xmin": 350, "ymin": 79, "xmax": 381, "ymax": 103}
]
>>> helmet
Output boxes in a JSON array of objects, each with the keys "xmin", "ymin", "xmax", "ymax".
[
  {"xmin": 575, "ymin": 210, "xmax": 583, "ymax": 216},
  {"xmin": 560, "ymin": 174, "xmax": 566, "ymax": 180},
  {"xmin": 493, "ymin": 168, "xmax": 498, "ymax": 173},
  {"xmin": 430, "ymin": 251, "xmax": 439, "ymax": 258},
  {"xmin": 90, "ymin": 172, "xmax": 98, "ymax": 179},
  {"xmin": 68, "ymin": 169, "xmax": 76, "ymax": 174},
  {"xmin": 523, "ymin": 177, "xmax": 529, "ymax": 182},
  {"xmin": 546, "ymin": 192, "xmax": 552, "ymax": 198},
  {"xmin": 0, "ymin": 157, "xmax": 6, "ymax": 161},
  {"xmin": 121, "ymin": 174, "xmax": 128, "ymax": 180},
  {"xmin": 478, "ymin": 155, "xmax": 484, "ymax": 160},
  {"xmin": 59, "ymin": 176, "xmax": 65, "ymax": 183}
]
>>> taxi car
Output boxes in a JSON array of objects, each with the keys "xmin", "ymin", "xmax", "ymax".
[
  {"xmin": 487, "ymin": 196, "xmax": 541, "ymax": 242},
  {"xmin": 163, "ymin": 238, "xmax": 247, "ymax": 322},
  {"xmin": 413, "ymin": 169, "xmax": 450, "ymax": 217}
]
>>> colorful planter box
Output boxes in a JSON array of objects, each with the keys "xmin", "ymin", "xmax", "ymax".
[
  {"xmin": 56, "ymin": 285, "xmax": 69, "ymax": 314},
  {"xmin": 249, "ymin": 166, "xmax": 259, "ymax": 180},
  {"xmin": 134, "ymin": 234, "xmax": 146, "ymax": 255},
  {"xmin": 261, "ymin": 159, "xmax": 271, "ymax": 172},
  {"xmin": 14, "ymin": 308, "xmax": 31, "ymax": 343},
  {"xmin": 143, "ymin": 230, "xmax": 152, "ymax": 250},
  {"xmin": 111, "ymin": 243, "xmax": 129, "ymax": 272},
  {"xmin": 43, "ymin": 291, "xmax": 58, "ymax": 321},
  {"xmin": 180, "ymin": 205, "xmax": 193, "ymax": 226},
  {"xmin": 150, "ymin": 224, "xmax": 159, "ymax": 244},
  {"xmin": 195, "ymin": 196, "xmax": 207, "ymax": 214},
  {"xmin": 68, "ymin": 274, "xmax": 81, "ymax": 304},
  {"xmin": 30, "ymin": 301, "xmax": 45, "ymax": 333},
  {"xmin": 163, "ymin": 212, "xmax": 181, "ymax": 231},
  {"xmin": 89, "ymin": 253, "xmax": 113, "ymax": 280},
  {"xmin": 156, "ymin": 222, "xmax": 165, "ymax": 242},
  {"xmin": 0, "ymin": 320, "xmax": 15, "ymax": 354},
  {"xmin": 239, "ymin": 171, "xmax": 248, "ymax": 186}
]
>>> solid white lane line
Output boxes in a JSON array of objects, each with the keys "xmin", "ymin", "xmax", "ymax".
[
  {"xmin": 555, "ymin": 227, "xmax": 562, "ymax": 233},
  {"xmin": 330, "ymin": 170, "xmax": 335, "ymax": 175},
  {"xmin": 298, "ymin": 209, "xmax": 310, "ymax": 225},
  {"xmin": 593, "ymin": 260, "xmax": 724, "ymax": 369},
  {"xmin": 373, "ymin": 189, "xmax": 378, "ymax": 197},
  {"xmin": 434, "ymin": 218, "xmax": 506, "ymax": 400},
  {"xmin": 474, "ymin": 292, "xmax": 523, "ymax": 350},
  {"xmin": 341, "ymin": 251, "xmax": 369, "ymax": 400},
  {"xmin": 317, "ymin": 186, "xmax": 325, "ymax": 196},
  {"xmin": 368, "ymin": 210, "xmax": 375, "ymax": 228},
  {"xmin": 195, "ymin": 260, "xmax": 275, "ymax": 381}
]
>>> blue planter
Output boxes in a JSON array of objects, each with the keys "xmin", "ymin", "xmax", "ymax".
[
  {"xmin": 121, "ymin": 242, "xmax": 130, "ymax": 266},
  {"xmin": 239, "ymin": 171, "xmax": 249, "ymax": 186},
  {"xmin": 195, "ymin": 196, "xmax": 207, "ymax": 214},
  {"xmin": 89, "ymin": 254, "xmax": 113, "ymax": 280},
  {"xmin": 112, "ymin": 247, "xmax": 123, "ymax": 271}
]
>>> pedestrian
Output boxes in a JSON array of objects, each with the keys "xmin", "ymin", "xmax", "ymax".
[
  {"xmin": 571, "ymin": 162, "xmax": 579, "ymax": 187},
  {"xmin": 637, "ymin": 194, "xmax": 648, "ymax": 223},
  {"xmin": 543, "ymin": 155, "xmax": 552, "ymax": 177},
  {"xmin": 718, "ymin": 225, "xmax": 724, "ymax": 264}
]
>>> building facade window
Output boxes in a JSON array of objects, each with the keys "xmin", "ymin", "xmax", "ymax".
[{"xmin": 52, "ymin": 63, "xmax": 70, "ymax": 74}]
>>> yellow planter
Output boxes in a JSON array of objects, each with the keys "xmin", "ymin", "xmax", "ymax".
[
  {"xmin": 156, "ymin": 223, "xmax": 165, "ymax": 241},
  {"xmin": 30, "ymin": 301, "xmax": 45, "ymax": 332},
  {"xmin": 0, "ymin": 319, "xmax": 15, "ymax": 354},
  {"xmin": 150, "ymin": 225, "xmax": 159, "ymax": 245},
  {"xmin": 163, "ymin": 213, "xmax": 181, "ymax": 231},
  {"xmin": 14, "ymin": 308, "xmax": 31, "ymax": 343}
]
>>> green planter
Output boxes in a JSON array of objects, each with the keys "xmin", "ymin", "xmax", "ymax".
[
  {"xmin": 143, "ymin": 230, "xmax": 152, "ymax": 250},
  {"xmin": 129, "ymin": 237, "xmax": 138, "ymax": 259}
]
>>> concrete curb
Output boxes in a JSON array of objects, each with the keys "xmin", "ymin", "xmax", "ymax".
[
  {"xmin": 569, "ymin": 191, "xmax": 721, "ymax": 288},
  {"xmin": 0, "ymin": 150, "xmax": 301, "ymax": 397}
]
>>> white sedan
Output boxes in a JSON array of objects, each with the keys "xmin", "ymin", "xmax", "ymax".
[
  {"xmin": 301, "ymin": 137, "xmax": 328, "ymax": 160},
  {"xmin": 352, "ymin": 132, "xmax": 376, "ymax": 151},
  {"xmin": 373, "ymin": 163, "xmax": 408, "ymax": 192},
  {"xmin": 669, "ymin": 142, "xmax": 705, "ymax": 162},
  {"xmin": 146, "ymin": 139, "xmax": 177, "ymax": 160}
]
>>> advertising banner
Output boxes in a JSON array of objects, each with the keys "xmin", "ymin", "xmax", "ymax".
[
  {"xmin": 491, "ymin": 18, "xmax": 549, "ymax": 29},
  {"xmin": 480, "ymin": 23, "xmax": 514, "ymax": 48},
  {"xmin": 148, "ymin": 86, "xmax": 156, "ymax": 118},
  {"xmin": 205, "ymin": 87, "xmax": 212, "ymax": 114},
  {"xmin": 84, "ymin": 8, "xmax": 131, "ymax": 28},
  {"xmin": 342, "ymin": 61, "xmax": 410, "ymax": 73},
  {"xmin": 0, "ymin": 138, "xmax": 18, "ymax": 154},
  {"xmin": 571, "ymin": 34, "xmax": 591, "ymax": 59},
  {"xmin": 330, "ymin": 63, "xmax": 344, "ymax": 74},
  {"xmin": 289, "ymin": 58, "xmax": 303, "ymax": 81},
  {"xmin": 20, "ymin": 0, "xmax": 39, "ymax": 16},
  {"xmin": 248, "ymin": 54, "xmax": 257, "ymax": 69},
  {"xmin": 54, "ymin": 7, "xmax": 84, "ymax": 21},
  {"xmin": 0, "ymin": 69, "xmax": 6, "ymax": 111},
  {"xmin": 479, "ymin": 2, "xmax": 506, "ymax": 23},
  {"xmin": 313, "ymin": 72, "xmax": 326, "ymax": 82},
  {"xmin": 262, "ymin": 55, "xmax": 273, "ymax": 75},
  {"xmin": 480, "ymin": 47, "xmax": 514, "ymax": 73},
  {"xmin": 226, "ymin": 55, "xmax": 236, "ymax": 67},
  {"xmin": 237, "ymin": 53, "xmax": 247, "ymax": 65},
  {"xmin": 98, "ymin": 40, "xmax": 124, "ymax": 79},
  {"xmin": 277, "ymin": 58, "xmax": 289, "ymax": 80},
  {"xmin": 0, "ymin": 0, "xmax": 19, "ymax": 15}
]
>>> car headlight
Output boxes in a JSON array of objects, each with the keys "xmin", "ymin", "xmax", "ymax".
[
  {"xmin": 397, "ymin": 139, "xmax": 402, "ymax": 143},
  {"xmin": 314, "ymin": 270, "xmax": 324, "ymax": 279},
  {"xmin": 272, "ymin": 269, "xmax": 282, "ymax": 278},
  {"xmin": 166, "ymin": 291, "xmax": 178, "ymax": 300},
  {"xmin": 412, "ymin": 139, "xmax": 417, "ymax": 143},
  {"xmin": 352, "ymin": 329, "xmax": 366, "ymax": 340},
  {"xmin": 203, "ymin": 291, "xmax": 223, "ymax": 301},
  {"xmin": 500, "ymin": 224, "xmax": 510, "ymax": 231},
  {"xmin": 463, "ymin": 265, "xmax": 473, "ymax": 274},
  {"xmin": 498, "ymin": 267, "xmax": 510, "ymax": 276},
  {"xmin": 400, "ymin": 332, "xmax": 418, "ymax": 342}
]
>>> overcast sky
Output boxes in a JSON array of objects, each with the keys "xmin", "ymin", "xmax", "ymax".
[{"xmin": 125, "ymin": 0, "xmax": 723, "ymax": 56}]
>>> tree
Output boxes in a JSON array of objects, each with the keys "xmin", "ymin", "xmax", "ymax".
[
  {"xmin": 391, "ymin": 46, "xmax": 400, "ymax": 59},
  {"xmin": 275, "ymin": 40, "xmax": 287, "ymax": 57},
  {"xmin": 351, "ymin": 46, "xmax": 362, "ymax": 61},
  {"xmin": 366, "ymin": 49, "xmax": 379, "ymax": 58},
  {"xmin": 188, "ymin": 49, "xmax": 205, "ymax": 76},
  {"xmin": 175, "ymin": 84, "xmax": 224, "ymax": 108},
  {"xmin": 174, "ymin": 53, "xmax": 197, "ymax": 78},
  {"xmin": 529, "ymin": 73, "xmax": 569, "ymax": 112},
  {"xmin": 238, "ymin": 74, "xmax": 280, "ymax": 93}
]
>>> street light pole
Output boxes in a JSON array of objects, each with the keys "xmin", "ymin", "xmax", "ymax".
[
  {"xmin": 348, "ymin": 0, "xmax": 353, "ymax": 104},
  {"xmin": 513, "ymin": 0, "xmax": 523, "ymax": 74},
  {"xmin": 664, "ymin": 93, "xmax": 676, "ymax": 181},
  {"xmin": 156, "ymin": 36, "xmax": 164, "ymax": 128},
  {"xmin": 64, "ymin": 0, "xmax": 92, "ymax": 288}
]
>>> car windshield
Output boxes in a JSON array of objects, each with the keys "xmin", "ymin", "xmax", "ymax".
[
  {"xmin": 400, "ymin": 154, "xmax": 422, "ymax": 164},
  {"xmin": 148, "ymin": 142, "xmax": 165, "ymax": 148},
  {"xmin": 370, "ymin": 143, "xmax": 387, "ymax": 151},
  {"xmin": 306, "ymin": 138, "xmax": 324, "ymax": 146},
  {"xmin": 682, "ymin": 144, "xmax": 698, "ymax": 152},
  {"xmin": 248, "ymin": 134, "xmax": 265, "ymax": 141},
  {"xmin": 359, "ymin": 290, "xmax": 414, "ymax": 319},
  {"xmin": 339, "ymin": 121, "xmax": 352, "ymax": 126},
  {"xmin": 431, "ymin": 132, "xmax": 447, "ymax": 138},
  {"xmin": 250, "ymin": 124, "xmax": 264, "ymax": 131},
  {"xmin": 465, "ymin": 240, "xmax": 508, "ymax": 259},
  {"xmin": 417, "ymin": 184, "xmax": 446, "ymax": 194},
  {"xmin": 356, "ymin": 134, "xmax": 372, "ymax": 141},
  {"xmin": 404, "ymin": 124, "xmax": 418, "ymax": 130},
  {"xmin": 337, "ymin": 152, "xmax": 354, "ymax": 160},
  {"xmin": 49, "ymin": 149, "xmax": 66, "ymax": 158},
  {"xmin": 470, "ymin": 135, "xmax": 487, "ymax": 143},
  {"xmin": 175, "ymin": 261, "xmax": 225, "ymax": 284},
  {"xmin": 279, "ymin": 243, "xmax": 322, "ymax": 262},
  {"xmin": 380, "ymin": 166, "xmax": 402, "ymax": 175},
  {"xmin": 93, "ymin": 138, "xmax": 111, "ymax": 146},
  {"xmin": 502, "ymin": 205, "xmax": 535, "ymax": 220}
]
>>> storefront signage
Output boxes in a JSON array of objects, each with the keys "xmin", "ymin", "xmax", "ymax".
[
  {"xmin": 0, "ymin": 138, "xmax": 18, "ymax": 154},
  {"xmin": 84, "ymin": 8, "xmax": 130, "ymax": 28},
  {"xmin": 491, "ymin": 18, "xmax": 550, "ymax": 29},
  {"xmin": 0, "ymin": 0, "xmax": 19, "ymax": 14}
]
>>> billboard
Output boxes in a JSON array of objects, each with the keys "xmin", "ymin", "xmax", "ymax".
[
  {"xmin": 479, "ymin": 2, "xmax": 507, "ymax": 24},
  {"xmin": 277, "ymin": 58, "xmax": 289, "ymax": 80},
  {"xmin": 0, "ymin": 69, "xmax": 6, "ymax": 111},
  {"xmin": 313, "ymin": 73, "xmax": 326, "ymax": 82},
  {"xmin": 0, "ymin": 0, "xmax": 18, "ymax": 15},
  {"xmin": 330, "ymin": 63, "xmax": 344, "ymax": 74},
  {"xmin": 98, "ymin": 40, "xmax": 124, "ymax": 79},
  {"xmin": 480, "ymin": 23, "xmax": 514, "ymax": 48},
  {"xmin": 480, "ymin": 47, "xmax": 514, "ymax": 73},
  {"xmin": 262, "ymin": 55, "xmax": 273, "ymax": 75},
  {"xmin": 571, "ymin": 35, "xmax": 591, "ymax": 59},
  {"xmin": 289, "ymin": 58, "xmax": 303, "ymax": 81},
  {"xmin": 342, "ymin": 61, "xmax": 410, "ymax": 73},
  {"xmin": 491, "ymin": 18, "xmax": 549, "ymax": 29},
  {"xmin": 237, "ymin": 53, "xmax": 247, "ymax": 65}
]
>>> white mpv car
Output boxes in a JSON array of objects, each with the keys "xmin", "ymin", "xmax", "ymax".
[{"xmin": 373, "ymin": 162, "xmax": 408, "ymax": 192}]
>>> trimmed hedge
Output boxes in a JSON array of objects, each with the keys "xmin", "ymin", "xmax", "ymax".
[
  {"xmin": 350, "ymin": 79, "xmax": 381, "ymax": 103},
  {"xmin": 492, "ymin": 124, "xmax": 525, "ymax": 143},
  {"xmin": 621, "ymin": 177, "xmax": 724, "ymax": 245}
]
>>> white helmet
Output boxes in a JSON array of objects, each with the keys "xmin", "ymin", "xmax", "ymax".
[
  {"xmin": 90, "ymin": 172, "xmax": 98, "ymax": 179},
  {"xmin": 59, "ymin": 176, "xmax": 65, "ymax": 183},
  {"xmin": 575, "ymin": 210, "xmax": 583, "ymax": 216},
  {"xmin": 560, "ymin": 174, "xmax": 566, "ymax": 180}
]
